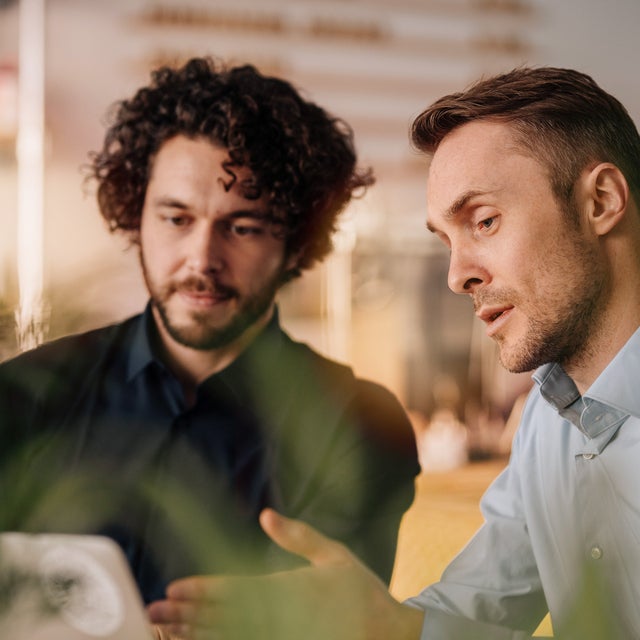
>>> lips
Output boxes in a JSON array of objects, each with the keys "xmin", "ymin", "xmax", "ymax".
[
  {"xmin": 176, "ymin": 280, "xmax": 237, "ymax": 305},
  {"xmin": 182, "ymin": 288, "xmax": 231, "ymax": 300},
  {"xmin": 476, "ymin": 304, "xmax": 514, "ymax": 336}
]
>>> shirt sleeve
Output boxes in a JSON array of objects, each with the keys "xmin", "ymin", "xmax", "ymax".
[
  {"xmin": 248, "ymin": 336, "xmax": 419, "ymax": 585},
  {"xmin": 283, "ymin": 377, "xmax": 419, "ymax": 584},
  {"xmin": 403, "ymin": 605, "xmax": 539, "ymax": 640},
  {"xmin": 404, "ymin": 426, "xmax": 548, "ymax": 636}
]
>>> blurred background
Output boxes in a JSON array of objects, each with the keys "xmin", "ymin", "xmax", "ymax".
[
  {"xmin": 2, "ymin": 3, "xmax": 639, "ymax": 634},
  {"xmin": 1, "ymin": 0, "xmax": 639, "ymax": 462}
]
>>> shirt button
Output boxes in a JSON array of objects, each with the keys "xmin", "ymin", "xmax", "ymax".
[
  {"xmin": 590, "ymin": 546, "xmax": 603, "ymax": 560},
  {"xmin": 582, "ymin": 453, "xmax": 595, "ymax": 460}
]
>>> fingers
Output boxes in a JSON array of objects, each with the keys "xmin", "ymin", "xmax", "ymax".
[
  {"xmin": 259, "ymin": 508, "xmax": 353, "ymax": 567},
  {"xmin": 152, "ymin": 623, "xmax": 216, "ymax": 640},
  {"xmin": 148, "ymin": 512, "xmax": 357, "ymax": 640},
  {"xmin": 148, "ymin": 576, "xmax": 248, "ymax": 638},
  {"xmin": 151, "ymin": 622, "xmax": 192, "ymax": 640},
  {"xmin": 148, "ymin": 599, "xmax": 201, "ymax": 624},
  {"xmin": 165, "ymin": 576, "xmax": 223, "ymax": 600},
  {"xmin": 148, "ymin": 599, "xmax": 220, "ymax": 640},
  {"xmin": 149, "ymin": 573, "xmax": 285, "ymax": 640}
]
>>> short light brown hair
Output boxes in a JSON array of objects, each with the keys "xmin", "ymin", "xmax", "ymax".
[{"xmin": 411, "ymin": 66, "xmax": 640, "ymax": 208}]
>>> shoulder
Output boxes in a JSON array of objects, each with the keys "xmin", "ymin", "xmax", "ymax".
[
  {"xmin": 0, "ymin": 316, "xmax": 139, "ymax": 392},
  {"xmin": 266, "ymin": 328, "xmax": 356, "ymax": 389},
  {"xmin": 280, "ymin": 332, "xmax": 416, "ymax": 454},
  {"xmin": 350, "ymin": 377, "xmax": 417, "ymax": 455}
]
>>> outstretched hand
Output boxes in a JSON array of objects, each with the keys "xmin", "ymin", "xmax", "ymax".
[{"xmin": 147, "ymin": 508, "xmax": 423, "ymax": 640}]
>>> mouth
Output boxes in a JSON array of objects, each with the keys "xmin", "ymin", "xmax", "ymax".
[
  {"xmin": 476, "ymin": 304, "xmax": 514, "ymax": 335},
  {"xmin": 176, "ymin": 281, "xmax": 237, "ymax": 306}
]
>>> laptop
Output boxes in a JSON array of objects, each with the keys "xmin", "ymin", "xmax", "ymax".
[{"xmin": 0, "ymin": 532, "xmax": 155, "ymax": 639}]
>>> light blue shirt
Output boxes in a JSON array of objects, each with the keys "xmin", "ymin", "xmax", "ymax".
[{"xmin": 406, "ymin": 327, "xmax": 640, "ymax": 639}]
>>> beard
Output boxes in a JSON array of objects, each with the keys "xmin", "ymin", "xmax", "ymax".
[
  {"xmin": 142, "ymin": 262, "xmax": 284, "ymax": 351},
  {"xmin": 489, "ymin": 283, "xmax": 604, "ymax": 374},
  {"xmin": 477, "ymin": 235, "xmax": 607, "ymax": 374}
]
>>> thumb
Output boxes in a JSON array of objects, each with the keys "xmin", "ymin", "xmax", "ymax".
[{"xmin": 259, "ymin": 508, "xmax": 352, "ymax": 567}]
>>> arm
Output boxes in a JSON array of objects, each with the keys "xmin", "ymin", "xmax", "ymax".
[
  {"xmin": 149, "ymin": 394, "xmax": 547, "ymax": 639},
  {"xmin": 342, "ymin": 380, "xmax": 420, "ymax": 582},
  {"xmin": 280, "ymin": 378, "xmax": 419, "ymax": 583},
  {"xmin": 253, "ymin": 335, "xmax": 419, "ymax": 583},
  {"xmin": 148, "ymin": 506, "xmax": 545, "ymax": 640},
  {"xmin": 406, "ymin": 433, "xmax": 547, "ymax": 635},
  {"xmin": 148, "ymin": 508, "xmax": 424, "ymax": 640}
]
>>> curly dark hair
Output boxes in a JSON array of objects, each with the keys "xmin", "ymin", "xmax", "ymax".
[
  {"xmin": 88, "ymin": 57, "xmax": 373, "ymax": 278},
  {"xmin": 411, "ymin": 66, "xmax": 640, "ymax": 211}
]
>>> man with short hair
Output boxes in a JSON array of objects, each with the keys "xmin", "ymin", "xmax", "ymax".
[
  {"xmin": 150, "ymin": 66, "xmax": 640, "ymax": 639},
  {"xmin": 0, "ymin": 57, "xmax": 418, "ymax": 607}
]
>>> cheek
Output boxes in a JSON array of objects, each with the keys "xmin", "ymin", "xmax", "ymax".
[
  {"xmin": 141, "ymin": 236, "xmax": 182, "ymax": 278},
  {"xmin": 235, "ymin": 243, "xmax": 287, "ymax": 276},
  {"xmin": 512, "ymin": 249, "xmax": 575, "ymax": 313},
  {"xmin": 504, "ymin": 237, "xmax": 545, "ymax": 282}
]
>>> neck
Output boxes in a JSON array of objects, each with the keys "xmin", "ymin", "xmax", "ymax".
[
  {"xmin": 565, "ymin": 235, "xmax": 640, "ymax": 393},
  {"xmin": 565, "ymin": 316, "xmax": 640, "ymax": 394},
  {"xmin": 152, "ymin": 305, "xmax": 275, "ymax": 404}
]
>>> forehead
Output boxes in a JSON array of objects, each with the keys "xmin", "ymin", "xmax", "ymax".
[
  {"xmin": 150, "ymin": 135, "xmax": 263, "ymax": 200},
  {"xmin": 152, "ymin": 135, "xmax": 227, "ymax": 170},
  {"xmin": 427, "ymin": 121, "xmax": 516, "ymax": 196},
  {"xmin": 425, "ymin": 120, "xmax": 544, "ymax": 225}
]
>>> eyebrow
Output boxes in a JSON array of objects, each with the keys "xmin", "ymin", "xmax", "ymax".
[
  {"xmin": 152, "ymin": 196, "xmax": 189, "ymax": 210},
  {"xmin": 226, "ymin": 210, "xmax": 273, "ymax": 222},
  {"xmin": 151, "ymin": 197, "xmax": 271, "ymax": 221},
  {"xmin": 426, "ymin": 189, "xmax": 488, "ymax": 233}
]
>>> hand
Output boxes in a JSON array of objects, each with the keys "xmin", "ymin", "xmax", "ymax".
[{"xmin": 147, "ymin": 508, "xmax": 424, "ymax": 640}]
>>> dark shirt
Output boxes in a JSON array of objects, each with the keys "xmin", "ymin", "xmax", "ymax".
[{"xmin": 0, "ymin": 306, "xmax": 418, "ymax": 603}]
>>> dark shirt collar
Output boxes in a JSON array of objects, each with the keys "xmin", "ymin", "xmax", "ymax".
[
  {"xmin": 126, "ymin": 302, "xmax": 285, "ymax": 388},
  {"xmin": 126, "ymin": 303, "xmax": 158, "ymax": 382}
]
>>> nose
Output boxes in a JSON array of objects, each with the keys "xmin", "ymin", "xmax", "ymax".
[
  {"xmin": 447, "ymin": 245, "xmax": 488, "ymax": 294},
  {"xmin": 186, "ymin": 224, "xmax": 224, "ymax": 274}
]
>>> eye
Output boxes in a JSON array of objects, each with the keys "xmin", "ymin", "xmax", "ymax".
[
  {"xmin": 475, "ymin": 212, "xmax": 501, "ymax": 235},
  {"xmin": 233, "ymin": 223, "xmax": 262, "ymax": 236},
  {"xmin": 224, "ymin": 219, "xmax": 266, "ymax": 237},
  {"xmin": 159, "ymin": 213, "xmax": 191, "ymax": 227},
  {"xmin": 479, "ymin": 216, "xmax": 495, "ymax": 230}
]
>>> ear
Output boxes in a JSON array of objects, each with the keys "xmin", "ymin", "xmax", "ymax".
[
  {"xmin": 584, "ymin": 162, "xmax": 629, "ymax": 236},
  {"xmin": 284, "ymin": 248, "xmax": 303, "ymax": 273}
]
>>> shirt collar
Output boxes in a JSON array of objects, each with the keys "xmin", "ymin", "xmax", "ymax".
[
  {"xmin": 126, "ymin": 303, "xmax": 158, "ymax": 382},
  {"xmin": 199, "ymin": 307, "xmax": 285, "ymax": 399},
  {"xmin": 125, "ymin": 301, "xmax": 285, "ymax": 385},
  {"xmin": 533, "ymin": 326, "xmax": 640, "ymax": 445}
]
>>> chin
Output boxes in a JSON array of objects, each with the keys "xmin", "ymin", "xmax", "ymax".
[
  {"xmin": 498, "ymin": 348, "xmax": 542, "ymax": 374},
  {"xmin": 497, "ymin": 345, "xmax": 525, "ymax": 374}
]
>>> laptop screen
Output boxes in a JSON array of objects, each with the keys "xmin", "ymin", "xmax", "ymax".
[{"xmin": 0, "ymin": 532, "xmax": 155, "ymax": 640}]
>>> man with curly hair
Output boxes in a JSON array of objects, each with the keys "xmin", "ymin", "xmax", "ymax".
[{"xmin": 0, "ymin": 58, "xmax": 418, "ymax": 606}]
